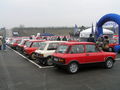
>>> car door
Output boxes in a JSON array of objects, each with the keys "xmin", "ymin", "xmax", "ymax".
[
  {"xmin": 85, "ymin": 44, "xmax": 104, "ymax": 63},
  {"xmin": 68, "ymin": 45, "xmax": 86, "ymax": 64}
]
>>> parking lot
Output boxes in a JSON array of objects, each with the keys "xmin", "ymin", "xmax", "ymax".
[{"xmin": 0, "ymin": 47, "xmax": 120, "ymax": 90}]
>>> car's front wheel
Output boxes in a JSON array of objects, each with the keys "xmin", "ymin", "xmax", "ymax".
[
  {"xmin": 104, "ymin": 59, "xmax": 114, "ymax": 69},
  {"xmin": 67, "ymin": 62, "xmax": 79, "ymax": 74},
  {"xmin": 30, "ymin": 53, "xmax": 36, "ymax": 60},
  {"xmin": 46, "ymin": 57, "xmax": 53, "ymax": 66}
]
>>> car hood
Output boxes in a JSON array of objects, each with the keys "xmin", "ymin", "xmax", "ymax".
[
  {"xmin": 52, "ymin": 53, "xmax": 67, "ymax": 58},
  {"xmin": 35, "ymin": 50, "xmax": 45, "ymax": 54},
  {"xmin": 18, "ymin": 45, "xmax": 24, "ymax": 47},
  {"xmin": 102, "ymin": 52, "xmax": 117, "ymax": 58}
]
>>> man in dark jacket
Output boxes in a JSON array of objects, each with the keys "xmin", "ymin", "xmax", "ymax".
[
  {"xmin": 87, "ymin": 34, "xmax": 95, "ymax": 42},
  {"xmin": 0, "ymin": 38, "xmax": 3, "ymax": 50}
]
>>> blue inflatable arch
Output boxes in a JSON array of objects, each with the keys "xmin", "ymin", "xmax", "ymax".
[{"xmin": 97, "ymin": 13, "xmax": 120, "ymax": 44}]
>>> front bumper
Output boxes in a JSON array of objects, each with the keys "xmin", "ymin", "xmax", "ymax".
[
  {"xmin": 34, "ymin": 53, "xmax": 46, "ymax": 61},
  {"xmin": 52, "ymin": 56, "xmax": 66, "ymax": 66}
]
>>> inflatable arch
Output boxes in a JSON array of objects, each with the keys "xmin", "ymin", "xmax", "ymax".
[{"xmin": 97, "ymin": 13, "xmax": 120, "ymax": 44}]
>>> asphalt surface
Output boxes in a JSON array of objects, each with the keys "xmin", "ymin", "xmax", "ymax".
[{"xmin": 0, "ymin": 48, "xmax": 120, "ymax": 90}]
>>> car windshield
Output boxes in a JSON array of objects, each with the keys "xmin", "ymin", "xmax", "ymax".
[
  {"xmin": 17, "ymin": 40, "xmax": 21, "ymax": 44},
  {"xmin": 56, "ymin": 45, "xmax": 68, "ymax": 53},
  {"xmin": 31, "ymin": 42, "xmax": 41, "ymax": 47},
  {"xmin": 19, "ymin": 40, "xmax": 24, "ymax": 45},
  {"xmin": 25, "ymin": 41, "xmax": 32, "ymax": 47},
  {"xmin": 47, "ymin": 43, "xmax": 59, "ymax": 50},
  {"xmin": 39, "ymin": 42, "xmax": 47, "ymax": 50},
  {"xmin": 11, "ymin": 39, "xmax": 17, "ymax": 44}
]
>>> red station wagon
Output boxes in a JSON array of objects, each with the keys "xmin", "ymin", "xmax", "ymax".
[
  {"xmin": 23, "ymin": 40, "xmax": 45, "ymax": 60},
  {"xmin": 108, "ymin": 39, "xmax": 119, "ymax": 52},
  {"xmin": 52, "ymin": 42, "xmax": 116, "ymax": 74},
  {"xmin": 10, "ymin": 39, "xmax": 22, "ymax": 49},
  {"xmin": 17, "ymin": 39, "xmax": 30, "ymax": 52}
]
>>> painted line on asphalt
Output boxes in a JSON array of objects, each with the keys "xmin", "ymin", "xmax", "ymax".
[
  {"xmin": 7, "ymin": 46, "xmax": 54, "ymax": 69},
  {"xmin": 14, "ymin": 50, "xmax": 42, "ymax": 68}
]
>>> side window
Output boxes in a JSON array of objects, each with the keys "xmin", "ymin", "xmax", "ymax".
[
  {"xmin": 31, "ymin": 42, "xmax": 40, "ymax": 47},
  {"xmin": 86, "ymin": 45, "xmax": 99, "ymax": 53},
  {"xmin": 70, "ymin": 45, "xmax": 84, "ymax": 54},
  {"xmin": 47, "ymin": 43, "xmax": 59, "ymax": 50}
]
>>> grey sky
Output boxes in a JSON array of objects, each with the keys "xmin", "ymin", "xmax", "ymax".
[{"xmin": 0, "ymin": 0, "xmax": 120, "ymax": 28}]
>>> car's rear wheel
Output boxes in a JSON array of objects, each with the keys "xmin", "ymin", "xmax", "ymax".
[
  {"xmin": 67, "ymin": 62, "xmax": 79, "ymax": 74},
  {"xmin": 104, "ymin": 58, "xmax": 114, "ymax": 69}
]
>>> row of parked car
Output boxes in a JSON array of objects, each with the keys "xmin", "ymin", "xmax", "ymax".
[{"xmin": 7, "ymin": 37, "xmax": 117, "ymax": 74}]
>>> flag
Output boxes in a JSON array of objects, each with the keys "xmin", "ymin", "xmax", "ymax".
[
  {"xmin": 91, "ymin": 23, "xmax": 94, "ymax": 35},
  {"xmin": 74, "ymin": 24, "xmax": 78, "ymax": 35},
  {"xmin": 94, "ymin": 23, "xmax": 98, "ymax": 40}
]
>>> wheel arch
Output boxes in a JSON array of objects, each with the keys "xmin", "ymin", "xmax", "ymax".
[
  {"xmin": 68, "ymin": 60, "xmax": 80, "ymax": 65},
  {"xmin": 105, "ymin": 56, "xmax": 115, "ymax": 63},
  {"xmin": 47, "ymin": 55, "xmax": 52, "ymax": 58}
]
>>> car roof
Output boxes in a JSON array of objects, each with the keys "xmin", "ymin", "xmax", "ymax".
[
  {"xmin": 40, "ymin": 41, "xmax": 67, "ymax": 43},
  {"xmin": 28, "ymin": 40, "xmax": 45, "ymax": 42},
  {"xmin": 61, "ymin": 42, "xmax": 95, "ymax": 45}
]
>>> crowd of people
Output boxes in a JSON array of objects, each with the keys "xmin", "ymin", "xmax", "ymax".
[
  {"xmin": 0, "ymin": 36, "xmax": 6, "ymax": 50},
  {"xmin": 87, "ymin": 34, "xmax": 110, "ymax": 52}
]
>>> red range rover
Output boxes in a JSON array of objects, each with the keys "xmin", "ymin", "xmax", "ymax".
[
  {"xmin": 23, "ymin": 40, "xmax": 45, "ymax": 60},
  {"xmin": 52, "ymin": 42, "xmax": 116, "ymax": 74}
]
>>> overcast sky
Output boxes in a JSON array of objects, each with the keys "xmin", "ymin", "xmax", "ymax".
[{"xmin": 0, "ymin": 0, "xmax": 120, "ymax": 28}]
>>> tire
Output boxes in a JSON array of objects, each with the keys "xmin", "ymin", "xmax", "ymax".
[
  {"xmin": 30, "ymin": 53, "xmax": 36, "ymax": 60},
  {"xmin": 16, "ymin": 46, "xmax": 19, "ymax": 51},
  {"xmin": 104, "ymin": 59, "xmax": 114, "ymax": 69},
  {"xmin": 46, "ymin": 57, "xmax": 53, "ymax": 66},
  {"xmin": 67, "ymin": 62, "xmax": 79, "ymax": 74},
  {"xmin": 42, "ymin": 59, "xmax": 47, "ymax": 65}
]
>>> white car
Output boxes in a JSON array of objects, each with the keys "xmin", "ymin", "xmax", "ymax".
[{"xmin": 34, "ymin": 41, "xmax": 66, "ymax": 65}]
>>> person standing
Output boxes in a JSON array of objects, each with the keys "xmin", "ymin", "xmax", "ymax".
[
  {"xmin": 103, "ymin": 36, "xmax": 109, "ymax": 52},
  {"xmin": 2, "ymin": 37, "xmax": 6, "ymax": 50},
  {"xmin": 96, "ymin": 36, "xmax": 104, "ymax": 49},
  {"xmin": 87, "ymin": 34, "xmax": 95, "ymax": 42},
  {"xmin": 62, "ymin": 36, "xmax": 67, "ymax": 41},
  {"xmin": 0, "ymin": 38, "xmax": 3, "ymax": 50},
  {"xmin": 57, "ymin": 36, "xmax": 61, "ymax": 41}
]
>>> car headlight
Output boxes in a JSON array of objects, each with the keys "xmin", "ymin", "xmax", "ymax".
[
  {"xmin": 54, "ymin": 57, "xmax": 65, "ymax": 63},
  {"xmin": 58, "ymin": 59, "xmax": 65, "ymax": 63},
  {"xmin": 59, "ymin": 59, "xmax": 64, "ymax": 62}
]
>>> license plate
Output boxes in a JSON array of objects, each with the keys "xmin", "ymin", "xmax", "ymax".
[{"xmin": 54, "ymin": 58, "xmax": 59, "ymax": 61}]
